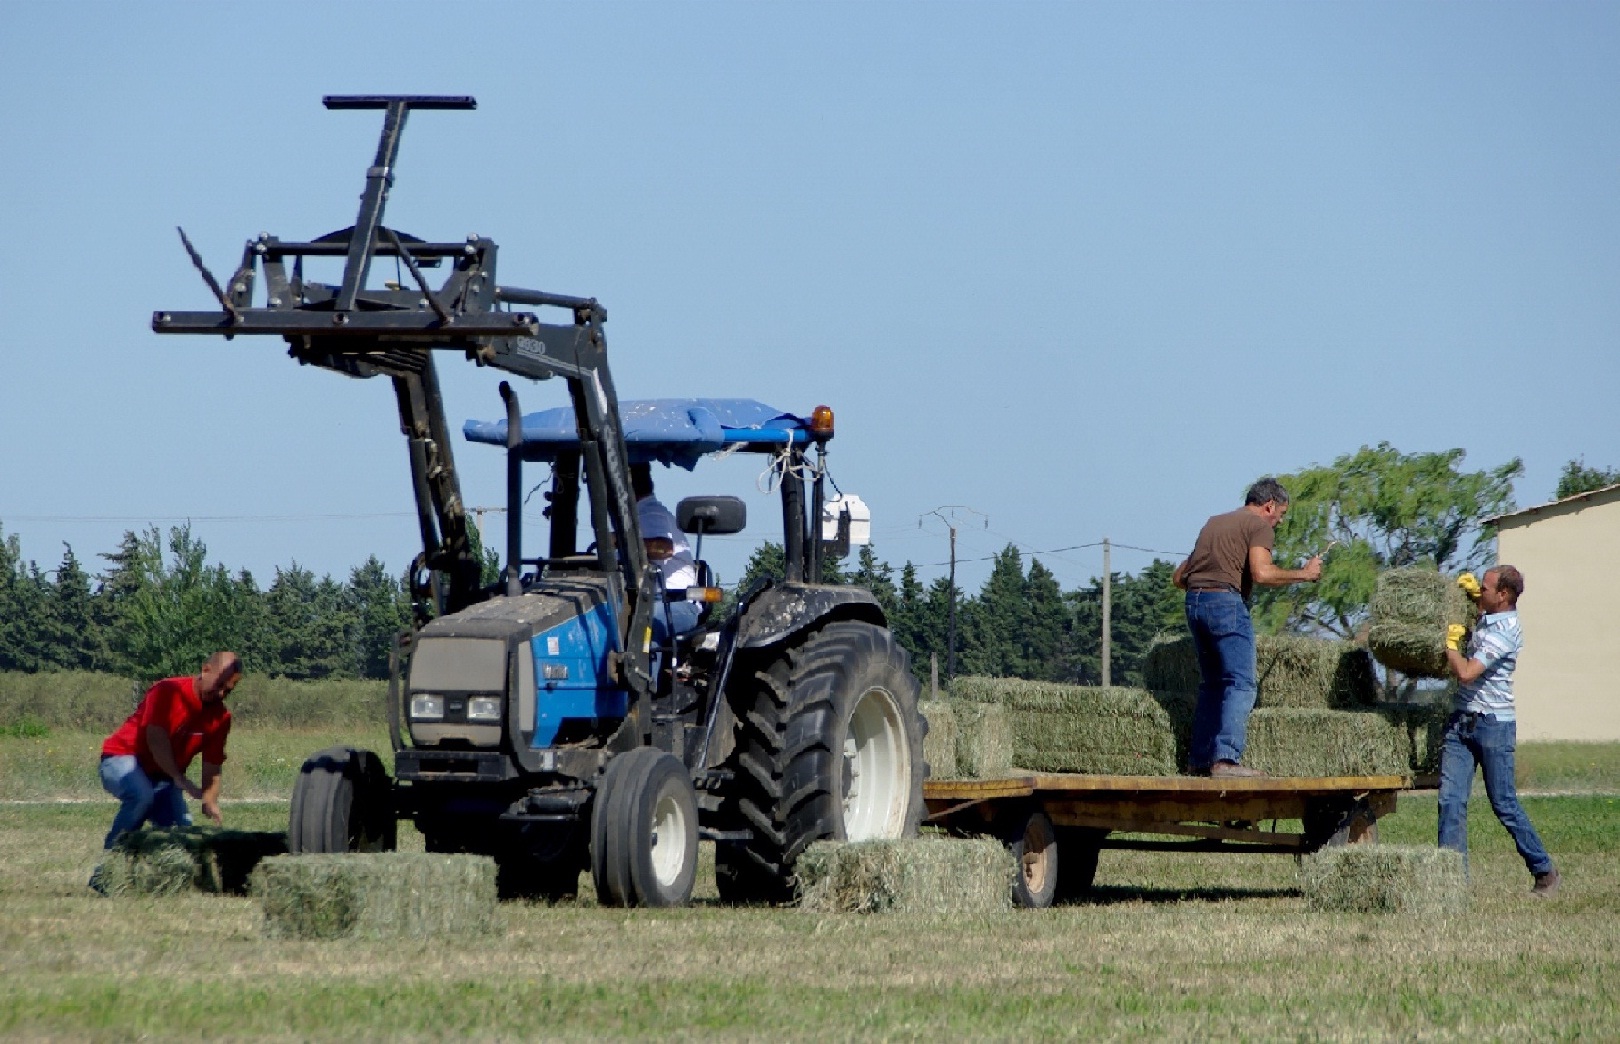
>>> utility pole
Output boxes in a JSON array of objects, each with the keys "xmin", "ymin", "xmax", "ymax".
[
  {"xmin": 469, "ymin": 506, "xmax": 507, "ymax": 545},
  {"xmin": 922, "ymin": 506, "xmax": 987, "ymax": 682},
  {"xmin": 1101, "ymin": 537, "xmax": 1112, "ymax": 687}
]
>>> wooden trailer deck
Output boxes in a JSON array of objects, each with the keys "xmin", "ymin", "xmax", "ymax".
[{"xmin": 923, "ymin": 773, "xmax": 1414, "ymax": 907}]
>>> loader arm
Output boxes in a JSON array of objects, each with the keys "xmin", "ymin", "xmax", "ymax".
[{"xmin": 150, "ymin": 95, "xmax": 651, "ymax": 643}]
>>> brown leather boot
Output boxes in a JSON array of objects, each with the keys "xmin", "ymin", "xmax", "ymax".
[
  {"xmin": 1531, "ymin": 868, "xmax": 1561, "ymax": 898},
  {"xmin": 1209, "ymin": 760, "xmax": 1268, "ymax": 779}
]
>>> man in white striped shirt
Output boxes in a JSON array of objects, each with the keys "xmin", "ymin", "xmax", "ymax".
[{"xmin": 1439, "ymin": 564, "xmax": 1559, "ymax": 897}]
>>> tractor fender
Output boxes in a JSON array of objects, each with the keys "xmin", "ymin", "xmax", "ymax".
[{"xmin": 734, "ymin": 584, "xmax": 886, "ymax": 650}]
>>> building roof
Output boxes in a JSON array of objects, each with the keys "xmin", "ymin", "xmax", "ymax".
[{"xmin": 1488, "ymin": 482, "xmax": 1620, "ymax": 526}]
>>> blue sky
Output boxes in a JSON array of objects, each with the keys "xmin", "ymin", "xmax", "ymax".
[{"xmin": 2, "ymin": 2, "xmax": 1617, "ymax": 594}]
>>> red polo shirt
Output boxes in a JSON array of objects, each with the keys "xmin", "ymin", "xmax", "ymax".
[{"xmin": 101, "ymin": 675, "xmax": 232, "ymax": 778}]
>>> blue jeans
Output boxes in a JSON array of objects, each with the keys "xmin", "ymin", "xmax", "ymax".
[
  {"xmin": 1438, "ymin": 712, "xmax": 1553, "ymax": 875},
  {"xmin": 99, "ymin": 755, "xmax": 190, "ymax": 849},
  {"xmin": 1186, "ymin": 590, "xmax": 1258, "ymax": 769}
]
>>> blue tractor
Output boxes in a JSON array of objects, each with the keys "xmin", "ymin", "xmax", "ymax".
[{"xmin": 155, "ymin": 96, "xmax": 926, "ymax": 905}]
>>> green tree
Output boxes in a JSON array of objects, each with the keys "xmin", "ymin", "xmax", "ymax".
[
  {"xmin": 0, "ymin": 526, "xmax": 51, "ymax": 672},
  {"xmin": 1070, "ymin": 560, "xmax": 1182, "ymax": 686},
  {"xmin": 107, "ymin": 526, "xmax": 251, "ymax": 683},
  {"xmin": 263, "ymin": 564, "xmax": 356, "ymax": 680},
  {"xmin": 958, "ymin": 545, "xmax": 1027, "ymax": 678},
  {"xmin": 1018, "ymin": 558, "xmax": 1074, "ymax": 682},
  {"xmin": 1253, "ymin": 443, "xmax": 1522, "ymax": 637},
  {"xmin": 39, "ymin": 545, "xmax": 102, "ymax": 671},
  {"xmin": 350, "ymin": 556, "xmax": 410, "ymax": 679},
  {"xmin": 1554, "ymin": 458, "xmax": 1620, "ymax": 500}
]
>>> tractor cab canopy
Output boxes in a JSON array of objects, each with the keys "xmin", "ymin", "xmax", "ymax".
[{"xmin": 463, "ymin": 398, "xmax": 812, "ymax": 470}]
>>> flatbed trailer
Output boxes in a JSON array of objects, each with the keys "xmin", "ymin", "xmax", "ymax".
[{"xmin": 924, "ymin": 773, "xmax": 1411, "ymax": 908}]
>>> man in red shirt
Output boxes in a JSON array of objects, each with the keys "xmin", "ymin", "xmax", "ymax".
[{"xmin": 96, "ymin": 651, "xmax": 242, "ymax": 851}]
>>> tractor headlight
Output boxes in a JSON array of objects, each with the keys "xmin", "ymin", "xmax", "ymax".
[
  {"xmin": 466, "ymin": 697, "xmax": 502, "ymax": 722},
  {"xmin": 410, "ymin": 694, "xmax": 445, "ymax": 720}
]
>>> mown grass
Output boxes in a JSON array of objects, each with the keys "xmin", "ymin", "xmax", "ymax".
[{"xmin": 2, "ymin": 756, "xmax": 1617, "ymax": 1037}]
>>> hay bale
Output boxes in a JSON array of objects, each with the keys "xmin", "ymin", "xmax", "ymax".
[
  {"xmin": 952, "ymin": 700, "xmax": 1013, "ymax": 779},
  {"xmin": 918, "ymin": 700, "xmax": 959, "ymax": 779},
  {"xmin": 100, "ymin": 827, "xmax": 288, "ymax": 897},
  {"xmin": 252, "ymin": 853, "xmax": 498, "ymax": 940},
  {"xmin": 1244, "ymin": 709, "xmax": 1408, "ymax": 777},
  {"xmin": 1143, "ymin": 635, "xmax": 1201, "ymax": 695},
  {"xmin": 1301, "ymin": 845, "xmax": 1467, "ymax": 914},
  {"xmin": 1376, "ymin": 700, "xmax": 1450, "ymax": 775},
  {"xmin": 797, "ymin": 837, "xmax": 1012, "ymax": 914},
  {"xmin": 1367, "ymin": 568, "xmax": 1476, "ymax": 678},
  {"xmin": 951, "ymin": 677, "xmax": 1178, "ymax": 776},
  {"xmin": 1145, "ymin": 635, "xmax": 1377, "ymax": 709}
]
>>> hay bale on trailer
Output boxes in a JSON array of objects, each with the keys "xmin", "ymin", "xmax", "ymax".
[
  {"xmin": 252, "ymin": 853, "xmax": 499, "ymax": 940},
  {"xmin": 952, "ymin": 699, "xmax": 1014, "ymax": 779},
  {"xmin": 99, "ymin": 827, "xmax": 288, "ymax": 897},
  {"xmin": 1145, "ymin": 635, "xmax": 1378, "ymax": 709},
  {"xmin": 797, "ymin": 837, "xmax": 1012, "ymax": 914},
  {"xmin": 1367, "ymin": 568, "xmax": 1476, "ymax": 678},
  {"xmin": 918, "ymin": 700, "xmax": 959, "ymax": 779},
  {"xmin": 1301, "ymin": 845, "xmax": 1467, "ymax": 915},
  {"xmin": 1244, "ymin": 709, "xmax": 1408, "ymax": 777},
  {"xmin": 951, "ymin": 677, "xmax": 1179, "ymax": 776}
]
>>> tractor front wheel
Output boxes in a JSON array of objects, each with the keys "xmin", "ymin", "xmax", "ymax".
[
  {"xmin": 288, "ymin": 747, "xmax": 396, "ymax": 854},
  {"xmin": 591, "ymin": 747, "xmax": 699, "ymax": 908}
]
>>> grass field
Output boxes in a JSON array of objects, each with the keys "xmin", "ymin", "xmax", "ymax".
[{"xmin": 2, "ymin": 741, "xmax": 1616, "ymax": 1039}]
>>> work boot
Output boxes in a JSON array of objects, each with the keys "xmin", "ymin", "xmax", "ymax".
[
  {"xmin": 1209, "ymin": 760, "xmax": 1268, "ymax": 779},
  {"xmin": 1531, "ymin": 868, "xmax": 1561, "ymax": 898},
  {"xmin": 87, "ymin": 865, "xmax": 107, "ymax": 896}
]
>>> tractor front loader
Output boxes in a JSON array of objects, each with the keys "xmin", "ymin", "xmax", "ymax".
[{"xmin": 156, "ymin": 95, "xmax": 925, "ymax": 906}]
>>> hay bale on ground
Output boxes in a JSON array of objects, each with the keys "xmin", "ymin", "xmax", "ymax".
[
  {"xmin": 918, "ymin": 700, "xmax": 959, "ymax": 779},
  {"xmin": 1244, "ymin": 709, "xmax": 1408, "ymax": 777},
  {"xmin": 797, "ymin": 837, "xmax": 1012, "ymax": 914},
  {"xmin": 1301, "ymin": 845, "xmax": 1466, "ymax": 914},
  {"xmin": 952, "ymin": 700, "xmax": 1013, "ymax": 779},
  {"xmin": 252, "ymin": 853, "xmax": 498, "ymax": 940},
  {"xmin": 1367, "ymin": 568, "xmax": 1476, "ymax": 678},
  {"xmin": 100, "ymin": 827, "xmax": 288, "ymax": 897},
  {"xmin": 950, "ymin": 677, "xmax": 1178, "ymax": 776},
  {"xmin": 1145, "ymin": 635, "xmax": 1378, "ymax": 709}
]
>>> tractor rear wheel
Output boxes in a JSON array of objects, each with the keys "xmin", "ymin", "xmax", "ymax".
[
  {"xmin": 717, "ymin": 621, "xmax": 925, "ymax": 904},
  {"xmin": 288, "ymin": 747, "xmax": 396, "ymax": 854},
  {"xmin": 591, "ymin": 747, "xmax": 699, "ymax": 908}
]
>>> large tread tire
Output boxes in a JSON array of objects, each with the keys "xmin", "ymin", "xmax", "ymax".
[
  {"xmin": 717, "ymin": 621, "xmax": 925, "ymax": 905},
  {"xmin": 288, "ymin": 747, "xmax": 396, "ymax": 855},
  {"xmin": 592, "ymin": 747, "xmax": 699, "ymax": 908}
]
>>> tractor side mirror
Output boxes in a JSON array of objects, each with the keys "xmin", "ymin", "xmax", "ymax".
[{"xmin": 676, "ymin": 496, "xmax": 747, "ymax": 536}]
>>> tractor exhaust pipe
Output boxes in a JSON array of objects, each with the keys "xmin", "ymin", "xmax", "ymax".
[{"xmin": 499, "ymin": 381, "xmax": 523, "ymax": 598}]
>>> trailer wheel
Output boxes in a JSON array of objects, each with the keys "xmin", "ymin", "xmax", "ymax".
[
  {"xmin": 718, "ymin": 621, "xmax": 925, "ymax": 904},
  {"xmin": 1009, "ymin": 811, "xmax": 1059, "ymax": 909},
  {"xmin": 288, "ymin": 747, "xmax": 396, "ymax": 854},
  {"xmin": 592, "ymin": 747, "xmax": 698, "ymax": 908},
  {"xmin": 1055, "ymin": 827, "xmax": 1105, "ymax": 900}
]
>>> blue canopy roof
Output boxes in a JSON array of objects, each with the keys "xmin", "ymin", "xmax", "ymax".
[{"xmin": 464, "ymin": 397, "xmax": 810, "ymax": 470}]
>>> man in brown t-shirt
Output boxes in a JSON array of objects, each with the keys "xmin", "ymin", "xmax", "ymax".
[{"xmin": 1173, "ymin": 478, "xmax": 1321, "ymax": 777}]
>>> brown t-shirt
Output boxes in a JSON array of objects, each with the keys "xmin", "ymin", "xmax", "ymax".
[{"xmin": 1183, "ymin": 508, "xmax": 1274, "ymax": 601}]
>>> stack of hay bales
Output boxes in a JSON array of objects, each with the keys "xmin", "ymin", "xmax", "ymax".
[
  {"xmin": 100, "ymin": 827, "xmax": 288, "ymax": 897},
  {"xmin": 950, "ymin": 677, "xmax": 1180, "ymax": 776},
  {"xmin": 1300, "ymin": 845, "xmax": 1466, "ymax": 915},
  {"xmin": 1367, "ymin": 568, "xmax": 1476, "ymax": 678},
  {"xmin": 251, "ymin": 853, "xmax": 499, "ymax": 939},
  {"xmin": 918, "ymin": 699, "xmax": 959, "ymax": 779},
  {"xmin": 797, "ymin": 837, "xmax": 1012, "ymax": 914},
  {"xmin": 1143, "ymin": 634, "xmax": 1379, "ymax": 710}
]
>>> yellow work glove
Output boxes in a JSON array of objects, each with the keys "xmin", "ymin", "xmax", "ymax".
[
  {"xmin": 1457, "ymin": 572, "xmax": 1482, "ymax": 602},
  {"xmin": 1445, "ymin": 624, "xmax": 1468, "ymax": 652}
]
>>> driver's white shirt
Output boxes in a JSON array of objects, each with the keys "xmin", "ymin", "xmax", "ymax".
[{"xmin": 637, "ymin": 495, "xmax": 698, "ymax": 590}]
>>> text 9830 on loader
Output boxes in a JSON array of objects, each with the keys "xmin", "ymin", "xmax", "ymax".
[{"xmin": 153, "ymin": 95, "xmax": 927, "ymax": 906}]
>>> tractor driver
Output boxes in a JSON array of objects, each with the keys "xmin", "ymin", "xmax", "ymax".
[{"xmin": 631, "ymin": 462, "xmax": 702, "ymax": 641}]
